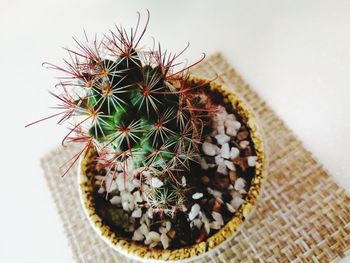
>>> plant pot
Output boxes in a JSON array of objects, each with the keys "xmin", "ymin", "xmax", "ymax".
[{"xmin": 78, "ymin": 76, "xmax": 267, "ymax": 262}]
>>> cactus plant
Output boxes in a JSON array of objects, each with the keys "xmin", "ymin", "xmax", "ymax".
[{"xmin": 28, "ymin": 11, "xmax": 215, "ymax": 216}]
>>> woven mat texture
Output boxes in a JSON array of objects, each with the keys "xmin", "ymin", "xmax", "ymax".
[{"xmin": 41, "ymin": 53, "xmax": 350, "ymax": 263}]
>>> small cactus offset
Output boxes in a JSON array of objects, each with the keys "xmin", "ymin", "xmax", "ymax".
[{"xmin": 31, "ymin": 11, "xmax": 215, "ymax": 216}]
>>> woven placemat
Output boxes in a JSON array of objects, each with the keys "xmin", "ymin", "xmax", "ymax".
[{"xmin": 41, "ymin": 53, "xmax": 350, "ymax": 263}]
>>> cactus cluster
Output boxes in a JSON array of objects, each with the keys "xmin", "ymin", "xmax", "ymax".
[{"xmin": 30, "ymin": 11, "xmax": 215, "ymax": 215}]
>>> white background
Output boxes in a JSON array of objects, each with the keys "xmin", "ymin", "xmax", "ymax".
[{"xmin": 1, "ymin": 0, "xmax": 349, "ymax": 262}]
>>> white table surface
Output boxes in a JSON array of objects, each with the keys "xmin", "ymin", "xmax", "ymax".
[{"xmin": 1, "ymin": 0, "xmax": 349, "ymax": 262}]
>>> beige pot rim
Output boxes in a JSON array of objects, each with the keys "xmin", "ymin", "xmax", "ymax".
[{"xmin": 78, "ymin": 76, "xmax": 267, "ymax": 262}]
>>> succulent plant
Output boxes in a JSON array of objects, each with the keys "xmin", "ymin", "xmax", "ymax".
[{"xmin": 27, "ymin": 11, "xmax": 215, "ymax": 215}]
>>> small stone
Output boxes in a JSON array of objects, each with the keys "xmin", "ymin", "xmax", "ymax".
[
  {"xmin": 97, "ymin": 187, "xmax": 106, "ymax": 194},
  {"xmin": 229, "ymin": 170, "xmax": 238, "ymax": 183},
  {"xmin": 110, "ymin": 196, "xmax": 121, "ymax": 205},
  {"xmin": 202, "ymin": 142, "xmax": 220, "ymax": 156},
  {"xmin": 201, "ymin": 213, "xmax": 211, "ymax": 235},
  {"xmin": 131, "ymin": 208, "xmax": 142, "ymax": 218},
  {"xmin": 207, "ymin": 187, "xmax": 223, "ymax": 200},
  {"xmin": 133, "ymin": 191, "xmax": 143, "ymax": 204},
  {"xmin": 234, "ymin": 178, "xmax": 246, "ymax": 192},
  {"xmin": 193, "ymin": 219, "xmax": 203, "ymax": 229},
  {"xmin": 220, "ymin": 143, "xmax": 230, "ymax": 159},
  {"xmin": 132, "ymin": 178, "xmax": 141, "ymax": 187},
  {"xmin": 200, "ymin": 158, "xmax": 209, "ymax": 170},
  {"xmin": 226, "ymin": 126, "xmax": 237, "ymax": 137},
  {"xmin": 147, "ymin": 231, "xmax": 161, "ymax": 242},
  {"xmin": 217, "ymin": 163, "xmax": 228, "ymax": 175},
  {"xmin": 239, "ymin": 140, "xmax": 250, "ymax": 149},
  {"xmin": 247, "ymin": 156, "xmax": 257, "ymax": 167},
  {"xmin": 237, "ymin": 130, "xmax": 249, "ymax": 140},
  {"xmin": 167, "ymin": 229, "xmax": 176, "ymax": 239},
  {"xmin": 227, "ymin": 114, "xmax": 236, "ymax": 121},
  {"xmin": 212, "ymin": 211, "xmax": 224, "ymax": 226},
  {"xmin": 230, "ymin": 147, "xmax": 240, "ymax": 160},
  {"xmin": 214, "ymin": 155, "xmax": 224, "ymax": 165},
  {"xmin": 201, "ymin": 176, "xmax": 210, "ymax": 185},
  {"xmin": 181, "ymin": 176, "xmax": 186, "ymax": 186},
  {"xmin": 165, "ymin": 221, "xmax": 171, "ymax": 231},
  {"xmin": 126, "ymin": 181, "xmax": 136, "ymax": 192},
  {"xmin": 215, "ymin": 134, "xmax": 230, "ymax": 145},
  {"xmin": 121, "ymin": 191, "xmax": 134, "ymax": 211},
  {"xmin": 114, "ymin": 174, "xmax": 123, "ymax": 191},
  {"xmin": 226, "ymin": 203, "xmax": 236, "ymax": 213},
  {"xmin": 149, "ymin": 242, "xmax": 159, "ymax": 248},
  {"xmin": 225, "ymin": 160, "xmax": 236, "ymax": 171},
  {"xmin": 209, "ymin": 221, "xmax": 221, "ymax": 230},
  {"xmin": 217, "ymin": 125, "xmax": 225, "ymax": 134},
  {"xmin": 189, "ymin": 204, "xmax": 200, "ymax": 220},
  {"xmin": 192, "ymin": 192, "xmax": 204, "ymax": 199},
  {"xmin": 139, "ymin": 224, "xmax": 149, "ymax": 236},
  {"xmin": 132, "ymin": 231, "xmax": 144, "ymax": 241},
  {"xmin": 231, "ymin": 196, "xmax": 245, "ymax": 209},
  {"xmin": 151, "ymin": 177, "xmax": 163, "ymax": 188},
  {"xmin": 105, "ymin": 175, "xmax": 118, "ymax": 192},
  {"xmin": 161, "ymin": 233, "xmax": 169, "ymax": 249}
]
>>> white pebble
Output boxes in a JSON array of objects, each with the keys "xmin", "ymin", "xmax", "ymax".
[
  {"xmin": 188, "ymin": 204, "xmax": 200, "ymax": 220},
  {"xmin": 230, "ymin": 147, "xmax": 240, "ymax": 160},
  {"xmin": 98, "ymin": 187, "xmax": 106, "ymax": 194},
  {"xmin": 215, "ymin": 134, "xmax": 230, "ymax": 145},
  {"xmin": 212, "ymin": 211, "xmax": 224, "ymax": 226},
  {"xmin": 227, "ymin": 114, "xmax": 236, "ymax": 121},
  {"xmin": 192, "ymin": 192, "xmax": 204, "ymax": 199},
  {"xmin": 193, "ymin": 219, "xmax": 203, "ymax": 229},
  {"xmin": 217, "ymin": 163, "xmax": 228, "ymax": 175},
  {"xmin": 149, "ymin": 242, "xmax": 159, "ymax": 248},
  {"xmin": 220, "ymin": 143, "xmax": 230, "ymax": 159},
  {"xmin": 225, "ymin": 119, "xmax": 241, "ymax": 130},
  {"xmin": 165, "ymin": 221, "xmax": 171, "ymax": 231},
  {"xmin": 230, "ymin": 196, "xmax": 245, "ymax": 209},
  {"xmin": 116, "ymin": 174, "xmax": 126, "ymax": 191},
  {"xmin": 181, "ymin": 176, "xmax": 186, "ymax": 186},
  {"xmin": 151, "ymin": 177, "xmax": 163, "ymax": 188},
  {"xmin": 224, "ymin": 160, "xmax": 236, "ymax": 171},
  {"xmin": 226, "ymin": 203, "xmax": 236, "ymax": 213},
  {"xmin": 200, "ymin": 158, "xmax": 209, "ymax": 170},
  {"xmin": 133, "ymin": 191, "xmax": 143, "ymax": 204},
  {"xmin": 132, "ymin": 231, "xmax": 144, "ymax": 241},
  {"xmin": 147, "ymin": 231, "xmax": 161, "ymax": 242},
  {"xmin": 131, "ymin": 208, "xmax": 142, "ymax": 218},
  {"xmin": 139, "ymin": 224, "xmax": 149, "ymax": 236},
  {"xmin": 202, "ymin": 142, "xmax": 220, "ymax": 156},
  {"xmin": 214, "ymin": 155, "xmax": 224, "ymax": 165},
  {"xmin": 217, "ymin": 125, "xmax": 225, "ymax": 134},
  {"xmin": 121, "ymin": 191, "xmax": 134, "ymax": 212},
  {"xmin": 234, "ymin": 178, "xmax": 246, "ymax": 192},
  {"xmin": 209, "ymin": 221, "xmax": 221, "ymax": 230},
  {"xmin": 105, "ymin": 175, "xmax": 118, "ymax": 192},
  {"xmin": 240, "ymin": 140, "xmax": 250, "ymax": 149},
  {"xmin": 248, "ymin": 156, "xmax": 257, "ymax": 167},
  {"xmin": 201, "ymin": 213, "xmax": 211, "ymax": 235},
  {"xmin": 207, "ymin": 187, "xmax": 223, "ymax": 200},
  {"xmin": 226, "ymin": 126, "xmax": 237, "ymax": 137},
  {"xmin": 132, "ymin": 178, "xmax": 141, "ymax": 187},
  {"xmin": 109, "ymin": 196, "xmax": 121, "ymax": 205},
  {"xmin": 161, "ymin": 233, "xmax": 169, "ymax": 249}
]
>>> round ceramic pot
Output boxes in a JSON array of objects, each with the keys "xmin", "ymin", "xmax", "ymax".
[{"xmin": 78, "ymin": 76, "xmax": 267, "ymax": 262}]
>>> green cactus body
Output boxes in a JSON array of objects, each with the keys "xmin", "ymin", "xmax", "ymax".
[{"xmin": 35, "ymin": 12, "xmax": 212, "ymax": 216}]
